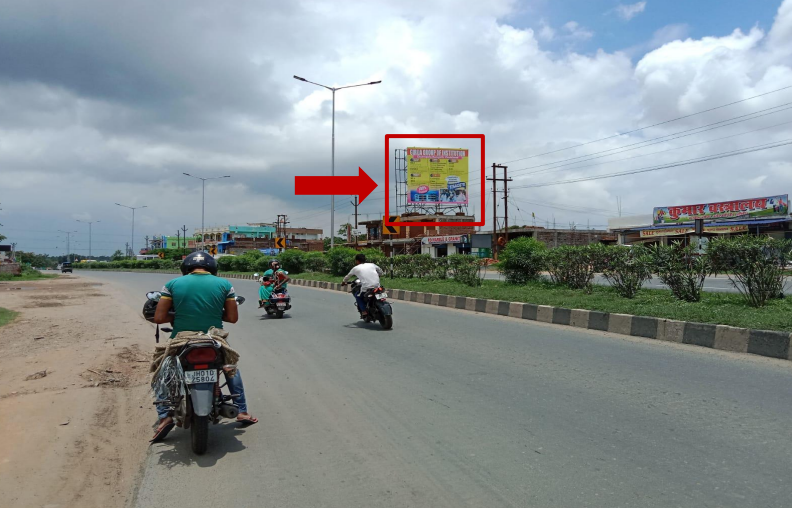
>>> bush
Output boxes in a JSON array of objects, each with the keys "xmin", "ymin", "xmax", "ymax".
[
  {"xmin": 600, "ymin": 245, "xmax": 653, "ymax": 299},
  {"xmin": 651, "ymin": 243, "xmax": 712, "ymax": 302},
  {"xmin": 216, "ymin": 256, "xmax": 235, "ymax": 272},
  {"xmin": 278, "ymin": 249, "xmax": 306, "ymax": 274},
  {"xmin": 447, "ymin": 254, "xmax": 483, "ymax": 286},
  {"xmin": 546, "ymin": 244, "xmax": 607, "ymax": 291},
  {"xmin": 303, "ymin": 252, "xmax": 327, "ymax": 273},
  {"xmin": 360, "ymin": 248, "xmax": 386, "ymax": 270},
  {"xmin": 499, "ymin": 237, "xmax": 547, "ymax": 284},
  {"xmin": 327, "ymin": 247, "xmax": 358, "ymax": 276},
  {"xmin": 708, "ymin": 235, "xmax": 792, "ymax": 307}
]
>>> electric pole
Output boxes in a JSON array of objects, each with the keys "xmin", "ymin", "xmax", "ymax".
[
  {"xmin": 11, "ymin": 242, "xmax": 16, "ymax": 262},
  {"xmin": 181, "ymin": 225, "xmax": 188, "ymax": 249},
  {"xmin": 486, "ymin": 163, "xmax": 511, "ymax": 259},
  {"xmin": 145, "ymin": 235, "xmax": 150, "ymax": 250},
  {"xmin": 176, "ymin": 230, "xmax": 181, "ymax": 252},
  {"xmin": 125, "ymin": 242, "xmax": 130, "ymax": 257},
  {"xmin": 351, "ymin": 196, "xmax": 359, "ymax": 248},
  {"xmin": 58, "ymin": 230, "xmax": 77, "ymax": 263}
]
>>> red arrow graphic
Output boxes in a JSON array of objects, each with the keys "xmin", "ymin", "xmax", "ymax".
[{"xmin": 294, "ymin": 167, "xmax": 378, "ymax": 204}]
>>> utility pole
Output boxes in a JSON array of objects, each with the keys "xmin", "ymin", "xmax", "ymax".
[
  {"xmin": 76, "ymin": 220, "xmax": 100, "ymax": 260},
  {"xmin": 176, "ymin": 230, "xmax": 181, "ymax": 252},
  {"xmin": 181, "ymin": 225, "xmax": 188, "ymax": 250},
  {"xmin": 145, "ymin": 235, "xmax": 150, "ymax": 250},
  {"xmin": 11, "ymin": 242, "xmax": 16, "ymax": 262},
  {"xmin": 351, "ymin": 196, "xmax": 359, "ymax": 248},
  {"xmin": 58, "ymin": 230, "xmax": 76, "ymax": 263},
  {"xmin": 125, "ymin": 242, "xmax": 130, "ymax": 257},
  {"xmin": 486, "ymin": 163, "xmax": 511, "ymax": 259}
]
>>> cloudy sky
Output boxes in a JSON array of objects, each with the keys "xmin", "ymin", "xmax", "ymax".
[{"xmin": 1, "ymin": 0, "xmax": 791, "ymax": 256}]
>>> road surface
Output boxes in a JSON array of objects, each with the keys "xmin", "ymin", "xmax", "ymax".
[
  {"xmin": 481, "ymin": 269, "xmax": 789, "ymax": 294},
  {"xmin": 80, "ymin": 271, "xmax": 792, "ymax": 508}
]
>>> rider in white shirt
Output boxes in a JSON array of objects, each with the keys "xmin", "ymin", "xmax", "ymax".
[{"xmin": 342, "ymin": 254, "xmax": 384, "ymax": 316}]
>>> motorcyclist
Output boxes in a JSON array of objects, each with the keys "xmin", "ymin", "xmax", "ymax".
[
  {"xmin": 255, "ymin": 272, "xmax": 274, "ymax": 307},
  {"xmin": 150, "ymin": 252, "xmax": 258, "ymax": 442},
  {"xmin": 260, "ymin": 260, "xmax": 290, "ymax": 303},
  {"xmin": 342, "ymin": 253, "xmax": 384, "ymax": 317}
]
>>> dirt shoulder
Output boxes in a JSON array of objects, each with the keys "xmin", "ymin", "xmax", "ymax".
[{"xmin": 0, "ymin": 275, "xmax": 154, "ymax": 508}]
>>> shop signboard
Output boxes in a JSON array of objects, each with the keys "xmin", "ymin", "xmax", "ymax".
[
  {"xmin": 639, "ymin": 224, "xmax": 749, "ymax": 238},
  {"xmin": 653, "ymin": 195, "xmax": 788, "ymax": 225},
  {"xmin": 421, "ymin": 235, "xmax": 469, "ymax": 245}
]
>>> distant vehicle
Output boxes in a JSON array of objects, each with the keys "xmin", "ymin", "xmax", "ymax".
[{"xmin": 61, "ymin": 262, "xmax": 72, "ymax": 273}]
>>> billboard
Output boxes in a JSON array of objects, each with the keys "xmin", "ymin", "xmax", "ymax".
[
  {"xmin": 639, "ymin": 225, "xmax": 749, "ymax": 238},
  {"xmin": 653, "ymin": 195, "xmax": 789, "ymax": 225},
  {"xmin": 407, "ymin": 147, "xmax": 469, "ymax": 205}
]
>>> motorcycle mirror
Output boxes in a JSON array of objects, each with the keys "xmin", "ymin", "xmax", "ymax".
[
  {"xmin": 283, "ymin": 271, "xmax": 289, "ymax": 275},
  {"xmin": 146, "ymin": 291, "xmax": 161, "ymax": 301},
  {"xmin": 253, "ymin": 273, "xmax": 259, "ymax": 277},
  {"xmin": 235, "ymin": 296, "xmax": 246, "ymax": 305}
]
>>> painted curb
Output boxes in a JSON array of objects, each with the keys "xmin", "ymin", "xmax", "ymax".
[{"xmin": 289, "ymin": 277, "xmax": 792, "ymax": 363}]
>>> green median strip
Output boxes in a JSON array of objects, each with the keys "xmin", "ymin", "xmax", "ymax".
[{"xmin": 289, "ymin": 272, "xmax": 792, "ymax": 333}]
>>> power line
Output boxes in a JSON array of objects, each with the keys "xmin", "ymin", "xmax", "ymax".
[
  {"xmin": 513, "ymin": 119, "xmax": 792, "ymax": 181},
  {"xmin": 512, "ymin": 138, "xmax": 792, "ymax": 189},
  {"xmin": 500, "ymin": 84, "xmax": 792, "ymax": 164}
]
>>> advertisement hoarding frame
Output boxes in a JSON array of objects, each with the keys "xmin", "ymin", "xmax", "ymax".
[{"xmin": 385, "ymin": 134, "xmax": 485, "ymax": 227}]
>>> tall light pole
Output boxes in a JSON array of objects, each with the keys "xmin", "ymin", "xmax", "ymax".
[
  {"xmin": 293, "ymin": 75, "xmax": 382, "ymax": 249},
  {"xmin": 58, "ymin": 230, "xmax": 77, "ymax": 263},
  {"xmin": 182, "ymin": 173, "xmax": 230, "ymax": 252},
  {"xmin": 76, "ymin": 219, "xmax": 100, "ymax": 260},
  {"xmin": 115, "ymin": 203, "xmax": 147, "ymax": 258}
]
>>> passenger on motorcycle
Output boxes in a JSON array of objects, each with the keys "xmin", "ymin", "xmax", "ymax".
[
  {"xmin": 150, "ymin": 252, "xmax": 258, "ymax": 442},
  {"xmin": 260, "ymin": 260, "xmax": 290, "ymax": 303},
  {"xmin": 255, "ymin": 272, "xmax": 274, "ymax": 307},
  {"xmin": 342, "ymin": 253, "xmax": 384, "ymax": 316}
]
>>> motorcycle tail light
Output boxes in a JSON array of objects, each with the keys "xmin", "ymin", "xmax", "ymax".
[{"xmin": 185, "ymin": 347, "xmax": 217, "ymax": 364}]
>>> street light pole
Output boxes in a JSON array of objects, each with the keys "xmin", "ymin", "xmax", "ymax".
[
  {"xmin": 58, "ymin": 230, "xmax": 77, "ymax": 263},
  {"xmin": 183, "ymin": 173, "xmax": 230, "ymax": 252},
  {"xmin": 293, "ymin": 75, "xmax": 382, "ymax": 249},
  {"xmin": 115, "ymin": 203, "xmax": 147, "ymax": 258},
  {"xmin": 76, "ymin": 220, "xmax": 100, "ymax": 260}
]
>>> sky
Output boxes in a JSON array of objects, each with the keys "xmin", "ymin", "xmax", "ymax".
[{"xmin": 1, "ymin": 0, "xmax": 791, "ymax": 256}]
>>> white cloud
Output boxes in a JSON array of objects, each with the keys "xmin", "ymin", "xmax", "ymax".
[
  {"xmin": 2, "ymin": 0, "xmax": 792, "ymax": 254},
  {"xmin": 616, "ymin": 2, "xmax": 647, "ymax": 21}
]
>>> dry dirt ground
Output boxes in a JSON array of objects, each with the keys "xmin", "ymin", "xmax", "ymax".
[{"xmin": 0, "ymin": 275, "xmax": 155, "ymax": 508}]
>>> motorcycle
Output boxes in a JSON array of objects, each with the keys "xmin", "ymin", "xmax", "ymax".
[
  {"xmin": 255, "ymin": 271, "xmax": 291, "ymax": 319},
  {"xmin": 144, "ymin": 290, "xmax": 246, "ymax": 455},
  {"xmin": 347, "ymin": 280, "xmax": 393, "ymax": 330}
]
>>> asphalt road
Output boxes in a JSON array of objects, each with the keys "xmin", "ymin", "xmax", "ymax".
[
  {"xmin": 80, "ymin": 271, "xmax": 792, "ymax": 508},
  {"xmin": 480, "ymin": 269, "xmax": 789, "ymax": 294}
]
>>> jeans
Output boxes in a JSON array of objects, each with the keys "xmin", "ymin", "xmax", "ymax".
[
  {"xmin": 354, "ymin": 291, "xmax": 368, "ymax": 313},
  {"xmin": 156, "ymin": 367, "xmax": 248, "ymax": 419}
]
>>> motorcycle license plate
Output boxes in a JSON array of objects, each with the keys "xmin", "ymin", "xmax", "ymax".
[
  {"xmin": 184, "ymin": 369, "xmax": 217, "ymax": 385},
  {"xmin": 375, "ymin": 293, "xmax": 387, "ymax": 300},
  {"xmin": 277, "ymin": 303, "xmax": 287, "ymax": 308}
]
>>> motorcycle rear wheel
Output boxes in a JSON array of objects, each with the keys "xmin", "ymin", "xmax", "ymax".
[
  {"xmin": 276, "ymin": 310, "xmax": 284, "ymax": 319},
  {"xmin": 191, "ymin": 415, "xmax": 210, "ymax": 455},
  {"xmin": 379, "ymin": 314, "xmax": 393, "ymax": 330}
]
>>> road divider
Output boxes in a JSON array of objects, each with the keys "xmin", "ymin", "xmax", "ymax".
[{"xmin": 288, "ymin": 277, "xmax": 792, "ymax": 363}]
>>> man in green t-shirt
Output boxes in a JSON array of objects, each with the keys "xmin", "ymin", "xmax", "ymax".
[
  {"xmin": 260, "ymin": 260, "xmax": 290, "ymax": 303},
  {"xmin": 151, "ymin": 252, "xmax": 257, "ymax": 442}
]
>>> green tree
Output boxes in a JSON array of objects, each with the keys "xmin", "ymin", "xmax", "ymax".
[{"xmin": 111, "ymin": 249, "xmax": 125, "ymax": 261}]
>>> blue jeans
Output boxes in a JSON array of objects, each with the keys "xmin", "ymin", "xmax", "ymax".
[
  {"xmin": 156, "ymin": 367, "xmax": 248, "ymax": 419},
  {"xmin": 354, "ymin": 291, "xmax": 368, "ymax": 313}
]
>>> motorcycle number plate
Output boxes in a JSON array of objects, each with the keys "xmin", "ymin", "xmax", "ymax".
[
  {"xmin": 184, "ymin": 369, "xmax": 217, "ymax": 385},
  {"xmin": 277, "ymin": 303, "xmax": 287, "ymax": 308},
  {"xmin": 375, "ymin": 293, "xmax": 387, "ymax": 300}
]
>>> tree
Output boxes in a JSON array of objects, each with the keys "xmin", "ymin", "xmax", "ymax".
[
  {"xmin": 0, "ymin": 233, "xmax": 6, "ymax": 243},
  {"xmin": 111, "ymin": 249, "xmax": 125, "ymax": 261}
]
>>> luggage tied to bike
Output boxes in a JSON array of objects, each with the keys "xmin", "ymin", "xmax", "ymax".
[{"xmin": 150, "ymin": 327, "xmax": 240, "ymax": 385}]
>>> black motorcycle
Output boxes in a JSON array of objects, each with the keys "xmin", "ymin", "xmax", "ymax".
[
  {"xmin": 144, "ymin": 291, "xmax": 246, "ymax": 455},
  {"xmin": 347, "ymin": 280, "xmax": 393, "ymax": 330},
  {"xmin": 262, "ymin": 287, "xmax": 291, "ymax": 319}
]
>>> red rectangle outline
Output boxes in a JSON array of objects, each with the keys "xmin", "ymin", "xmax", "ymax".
[{"xmin": 384, "ymin": 134, "xmax": 485, "ymax": 227}]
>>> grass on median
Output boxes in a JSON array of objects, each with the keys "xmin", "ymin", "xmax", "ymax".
[
  {"xmin": 289, "ymin": 272, "xmax": 792, "ymax": 333},
  {"xmin": 0, "ymin": 307, "xmax": 19, "ymax": 328}
]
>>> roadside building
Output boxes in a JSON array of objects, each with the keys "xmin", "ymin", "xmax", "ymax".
[
  {"xmin": 355, "ymin": 214, "xmax": 476, "ymax": 257},
  {"xmin": 194, "ymin": 224, "xmax": 323, "ymax": 254},
  {"xmin": 608, "ymin": 194, "xmax": 791, "ymax": 248}
]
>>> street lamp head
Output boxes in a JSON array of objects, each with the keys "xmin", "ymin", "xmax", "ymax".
[
  {"xmin": 293, "ymin": 75, "xmax": 306, "ymax": 81},
  {"xmin": 369, "ymin": 80, "xmax": 382, "ymax": 85},
  {"xmin": 183, "ymin": 172, "xmax": 192, "ymax": 177}
]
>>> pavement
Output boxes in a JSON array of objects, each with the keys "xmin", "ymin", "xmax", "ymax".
[
  {"xmin": 80, "ymin": 271, "xmax": 792, "ymax": 508},
  {"xmin": 480, "ymin": 269, "xmax": 789, "ymax": 294}
]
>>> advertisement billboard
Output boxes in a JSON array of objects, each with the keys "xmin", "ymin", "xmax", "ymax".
[
  {"xmin": 653, "ymin": 195, "xmax": 788, "ymax": 225},
  {"xmin": 407, "ymin": 147, "xmax": 469, "ymax": 205}
]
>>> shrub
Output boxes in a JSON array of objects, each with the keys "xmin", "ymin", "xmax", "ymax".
[
  {"xmin": 600, "ymin": 245, "xmax": 653, "ymax": 299},
  {"xmin": 651, "ymin": 243, "xmax": 712, "ymax": 302},
  {"xmin": 546, "ymin": 244, "xmax": 607, "ymax": 291},
  {"xmin": 216, "ymin": 256, "xmax": 234, "ymax": 272},
  {"xmin": 360, "ymin": 248, "xmax": 386, "ymax": 270},
  {"xmin": 447, "ymin": 254, "xmax": 483, "ymax": 286},
  {"xmin": 327, "ymin": 247, "xmax": 358, "ymax": 276},
  {"xmin": 278, "ymin": 249, "xmax": 305, "ymax": 274},
  {"xmin": 499, "ymin": 237, "xmax": 547, "ymax": 284},
  {"xmin": 708, "ymin": 235, "xmax": 792, "ymax": 307},
  {"xmin": 303, "ymin": 252, "xmax": 327, "ymax": 273}
]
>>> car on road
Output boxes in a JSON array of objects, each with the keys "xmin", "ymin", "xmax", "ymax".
[{"xmin": 61, "ymin": 262, "xmax": 72, "ymax": 273}]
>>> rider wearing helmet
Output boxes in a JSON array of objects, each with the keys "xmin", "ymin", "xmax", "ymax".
[{"xmin": 150, "ymin": 252, "xmax": 258, "ymax": 442}]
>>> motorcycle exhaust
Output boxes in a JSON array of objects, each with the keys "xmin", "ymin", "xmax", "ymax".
[{"xmin": 218, "ymin": 403, "xmax": 240, "ymax": 419}]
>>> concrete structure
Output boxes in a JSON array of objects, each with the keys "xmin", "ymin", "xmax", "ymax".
[{"xmin": 356, "ymin": 214, "xmax": 476, "ymax": 256}]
